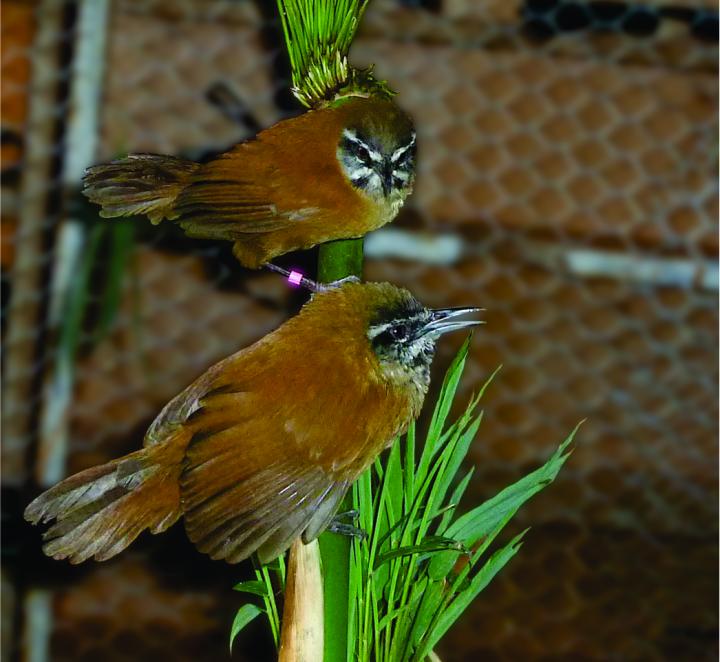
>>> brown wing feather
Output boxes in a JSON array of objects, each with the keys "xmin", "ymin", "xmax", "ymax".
[
  {"xmin": 25, "ymin": 430, "xmax": 187, "ymax": 564},
  {"xmin": 178, "ymin": 391, "xmax": 343, "ymax": 564},
  {"xmin": 172, "ymin": 167, "xmax": 289, "ymax": 239}
]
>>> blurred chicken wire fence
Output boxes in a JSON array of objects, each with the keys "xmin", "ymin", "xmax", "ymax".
[{"xmin": 1, "ymin": 0, "xmax": 717, "ymax": 661}]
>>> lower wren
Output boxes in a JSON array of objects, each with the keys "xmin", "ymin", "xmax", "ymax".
[{"xmin": 25, "ymin": 282, "xmax": 481, "ymax": 564}]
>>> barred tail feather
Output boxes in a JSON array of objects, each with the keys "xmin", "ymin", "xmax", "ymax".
[
  {"xmin": 24, "ymin": 433, "xmax": 187, "ymax": 564},
  {"xmin": 82, "ymin": 154, "xmax": 200, "ymax": 224}
]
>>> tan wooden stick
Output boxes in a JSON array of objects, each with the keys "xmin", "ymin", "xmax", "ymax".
[{"xmin": 278, "ymin": 538, "xmax": 324, "ymax": 662}]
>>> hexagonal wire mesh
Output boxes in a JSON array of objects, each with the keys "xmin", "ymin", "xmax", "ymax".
[{"xmin": 1, "ymin": 0, "xmax": 717, "ymax": 660}]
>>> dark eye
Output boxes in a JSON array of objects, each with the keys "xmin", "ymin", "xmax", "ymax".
[
  {"xmin": 390, "ymin": 325, "xmax": 408, "ymax": 341},
  {"xmin": 355, "ymin": 144, "xmax": 373, "ymax": 163}
]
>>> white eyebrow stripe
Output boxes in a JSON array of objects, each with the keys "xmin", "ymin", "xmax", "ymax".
[
  {"xmin": 350, "ymin": 166, "xmax": 374, "ymax": 180},
  {"xmin": 367, "ymin": 322, "xmax": 392, "ymax": 339},
  {"xmin": 391, "ymin": 133, "xmax": 416, "ymax": 162},
  {"xmin": 343, "ymin": 129, "xmax": 382, "ymax": 162}
]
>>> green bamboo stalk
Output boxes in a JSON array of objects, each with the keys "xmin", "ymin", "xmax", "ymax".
[
  {"xmin": 317, "ymin": 238, "xmax": 364, "ymax": 282},
  {"xmin": 317, "ymin": 236, "xmax": 363, "ymax": 662}
]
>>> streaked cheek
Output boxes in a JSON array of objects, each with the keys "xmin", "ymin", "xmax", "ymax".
[{"xmin": 392, "ymin": 170, "xmax": 410, "ymax": 185}]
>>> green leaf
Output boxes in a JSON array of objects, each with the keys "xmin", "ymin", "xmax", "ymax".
[
  {"xmin": 92, "ymin": 220, "xmax": 134, "ymax": 342},
  {"xmin": 416, "ymin": 336, "xmax": 470, "ymax": 484},
  {"xmin": 416, "ymin": 531, "xmax": 526, "ymax": 661},
  {"xmin": 383, "ymin": 440, "xmax": 404, "ymax": 542},
  {"xmin": 229, "ymin": 604, "xmax": 263, "ymax": 652},
  {"xmin": 253, "ymin": 561, "xmax": 283, "ymax": 647},
  {"xmin": 426, "ymin": 336, "xmax": 470, "ymax": 434},
  {"xmin": 429, "ymin": 366, "xmax": 500, "ymax": 522},
  {"xmin": 376, "ymin": 586, "xmax": 424, "ymax": 632},
  {"xmin": 232, "ymin": 580, "xmax": 269, "ymax": 597},
  {"xmin": 404, "ymin": 578, "xmax": 446, "ymax": 659},
  {"xmin": 428, "ymin": 413, "xmax": 482, "ymax": 523},
  {"xmin": 404, "ymin": 422, "xmax": 416, "ymax": 508},
  {"xmin": 375, "ymin": 503, "xmax": 457, "ymax": 559},
  {"xmin": 427, "ymin": 421, "xmax": 580, "ymax": 580},
  {"xmin": 435, "ymin": 467, "xmax": 474, "ymax": 535},
  {"xmin": 374, "ymin": 536, "xmax": 465, "ymax": 569}
]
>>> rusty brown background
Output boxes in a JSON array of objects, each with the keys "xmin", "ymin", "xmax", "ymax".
[{"xmin": 2, "ymin": 0, "xmax": 718, "ymax": 660}]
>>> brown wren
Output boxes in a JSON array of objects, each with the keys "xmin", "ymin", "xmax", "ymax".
[
  {"xmin": 82, "ymin": 97, "xmax": 416, "ymax": 269},
  {"xmin": 25, "ymin": 281, "xmax": 481, "ymax": 564}
]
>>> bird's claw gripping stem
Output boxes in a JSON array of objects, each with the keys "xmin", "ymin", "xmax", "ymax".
[
  {"xmin": 328, "ymin": 510, "xmax": 365, "ymax": 540},
  {"xmin": 333, "ymin": 509, "xmax": 360, "ymax": 522},
  {"xmin": 318, "ymin": 275, "xmax": 360, "ymax": 291}
]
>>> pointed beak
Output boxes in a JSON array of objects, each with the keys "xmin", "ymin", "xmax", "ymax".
[
  {"xmin": 381, "ymin": 161, "xmax": 394, "ymax": 196},
  {"xmin": 422, "ymin": 307, "xmax": 485, "ymax": 338}
]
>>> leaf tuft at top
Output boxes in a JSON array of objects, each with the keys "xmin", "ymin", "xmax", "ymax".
[{"xmin": 276, "ymin": 0, "xmax": 394, "ymax": 107}]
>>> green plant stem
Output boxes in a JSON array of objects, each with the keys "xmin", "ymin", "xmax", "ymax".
[
  {"xmin": 317, "ymin": 236, "xmax": 363, "ymax": 662},
  {"xmin": 317, "ymin": 238, "xmax": 364, "ymax": 282}
]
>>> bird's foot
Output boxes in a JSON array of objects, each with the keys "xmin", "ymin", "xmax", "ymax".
[
  {"xmin": 328, "ymin": 510, "xmax": 365, "ymax": 540},
  {"xmin": 334, "ymin": 509, "xmax": 360, "ymax": 522},
  {"xmin": 318, "ymin": 275, "xmax": 361, "ymax": 291}
]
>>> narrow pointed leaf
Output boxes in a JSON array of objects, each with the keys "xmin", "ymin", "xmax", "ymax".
[
  {"xmin": 436, "ymin": 467, "xmax": 475, "ymax": 535},
  {"xmin": 374, "ymin": 536, "xmax": 465, "ymax": 569},
  {"xmin": 232, "ymin": 580, "xmax": 269, "ymax": 597},
  {"xmin": 229, "ymin": 604, "xmax": 263, "ymax": 652},
  {"xmin": 417, "ymin": 532, "xmax": 526, "ymax": 660},
  {"xmin": 420, "ymin": 336, "xmax": 471, "ymax": 469},
  {"xmin": 428, "ymin": 422, "xmax": 580, "ymax": 579}
]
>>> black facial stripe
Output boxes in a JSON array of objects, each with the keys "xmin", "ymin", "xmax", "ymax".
[
  {"xmin": 391, "ymin": 136, "xmax": 417, "ymax": 162},
  {"xmin": 352, "ymin": 175, "xmax": 370, "ymax": 189},
  {"xmin": 371, "ymin": 301, "xmax": 425, "ymax": 328},
  {"xmin": 394, "ymin": 148, "xmax": 415, "ymax": 166}
]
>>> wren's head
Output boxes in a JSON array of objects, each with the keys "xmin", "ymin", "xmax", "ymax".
[
  {"xmin": 366, "ymin": 288, "xmax": 482, "ymax": 393},
  {"xmin": 337, "ymin": 102, "xmax": 416, "ymax": 204}
]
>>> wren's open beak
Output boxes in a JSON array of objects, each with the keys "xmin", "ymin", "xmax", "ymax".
[{"xmin": 423, "ymin": 307, "xmax": 485, "ymax": 338}]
